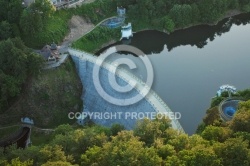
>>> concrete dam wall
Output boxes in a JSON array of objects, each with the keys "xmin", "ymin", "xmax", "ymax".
[{"xmin": 69, "ymin": 48, "xmax": 184, "ymax": 132}]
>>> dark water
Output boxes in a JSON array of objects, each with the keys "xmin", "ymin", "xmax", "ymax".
[{"xmin": 97, "ymin": 13, "xmax": 250, "ymax": 134}]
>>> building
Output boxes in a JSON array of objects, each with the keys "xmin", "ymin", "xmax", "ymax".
[
  {"xmin": 21, "ymin": 117, "xmax": 34, "ymax": 125},
  {"xmin": 121, "ymin": 23, "xmax": 133, "ymax": 39},
  {"xmin": 37, "ymin": 43, "xmax": 60, "ymax": 61},
  {"xmin": 117, "ymin": 7, "xmax": 126, "ymax": 18}
]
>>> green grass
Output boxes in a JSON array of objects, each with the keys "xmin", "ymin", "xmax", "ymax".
[
  {"xmin": 22, "ymin": 0, "xmax": 117, "ymax": 49},
  {"xmin": 23, "ymin": 9, "xmax": 73, "ymax": 48},
  {"xmin": 75, "ymin": 0, "xmax": 117, "ymax": 25},
  {"xmin": 72, "ymin": 26, "xmax": 120, "ymax": 53}
]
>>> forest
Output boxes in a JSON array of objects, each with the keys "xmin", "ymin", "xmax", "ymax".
[
  {"xmin": 116, "ymin": 0, "xmax": 250, "ymax": 31},
  {"xmin": 1, "ymin": 0, "xmax": 250, "ymax": 111},
  {"xmin": 1, "ymin": 99, "xmax": 250, "ymax": 165},
  {"xmin": 1, "ymin": 0, "xmax": 250, "ymax": 165}
]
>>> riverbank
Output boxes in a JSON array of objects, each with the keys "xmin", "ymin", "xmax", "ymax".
[
  {"xmin": 173, "ymin": 10, "xmax": 243, "ymax": 32},
  {"xmin": 72, "ymin": 10, "xmax": 249, "ymax": 54}
]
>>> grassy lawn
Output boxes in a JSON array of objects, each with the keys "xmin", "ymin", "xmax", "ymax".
[{"xmin": 72, "ymin": 26, "xmax": 120, "ymax": 53}]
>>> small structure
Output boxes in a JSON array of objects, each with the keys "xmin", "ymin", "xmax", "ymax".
[
  {"xmin": 21, "ymin": 117, "xmax": 34, "ymax": 125},
  {"xmin": 117, "ymin": 7, "xmax": 126, "ymax": 17},
  {"xmin": 102, "ymin": 17, "xmax": 125, "ymax": 28},
  {"xmin": 219, "ymin": 98, "xmax": 242, "ymax": 121},
  {"xmin": 37, "ymin": 43, "xmax": 60, "ymax": 62},
  {"xmin": 121, "ymin": 23, "xmax": 133, "ymax": 39},
  {"xmin": 217, "ymin": 84, "xmax": 236, "ymax": 97},
  {"xmin": 101, "ymin": 6, "xmax": 126, "ymax": 28}
]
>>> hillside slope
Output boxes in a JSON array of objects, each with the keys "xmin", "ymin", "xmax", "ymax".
[{"xmin": 0, "ymin": 58, "xmax": 82, "ymax": 128}]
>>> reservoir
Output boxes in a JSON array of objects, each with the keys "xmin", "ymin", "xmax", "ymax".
[{"xmin": 97, "ymin": 13, "xmax": 250, "ymax": 134}]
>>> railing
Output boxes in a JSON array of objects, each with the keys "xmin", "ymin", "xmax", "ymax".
[
  {"xmin": 69, "ymin": 48, "xmax": 184, "ymax": 132},
  {"xmin": 218, "ymin": 97, "xmax": 243, "ymax": 121}
]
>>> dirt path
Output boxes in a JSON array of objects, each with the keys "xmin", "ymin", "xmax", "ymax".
[
  {"xmin": 59, "ymin": 15, "xmax": 116, "ymax": 53},
  {"xmin": 64, "ymin": 16, "xmax": 95, "ymax": 43},
  {"xmin": 59, "ymin": 16, "xmax": 94, "ymax": 53}
]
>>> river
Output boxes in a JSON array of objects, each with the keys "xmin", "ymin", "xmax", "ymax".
[{"xmin": 96, "ymin": 13, "xmax": 250, "ymax": 134}]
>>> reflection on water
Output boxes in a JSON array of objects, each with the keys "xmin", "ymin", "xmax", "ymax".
[
  {"xmin": 97, "ymin": 13, "xmax": 250, "ymax": 55},
  {"xmin": 96, "ymin": 12, "xmax": 250, "ymax": 134}
]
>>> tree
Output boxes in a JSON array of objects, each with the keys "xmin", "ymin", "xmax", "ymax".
[
  {"xmin": 20, "ymin": 9, "xmax": 43, "ymax": 35},
  {"xmin": 0, "ymin": 0, "xmax": 23, "ymax": 23},
  {"xmin": 161, "ymin": 16, "xmax": 175, "ymax": 33},
  {"xmin": 169, "ymin": 4, "xmax": 193, "ymax": 28},
  {"xmin": 168, "ymin": 134, "xmax": 189, "ymax": 152},
  {"xmin": 214, "ymin": 138, "xmax": 250, "ymax": 166},
  {"xmin": 178, "ymin": 145, "xmax": 222, "ymax": 166},
  {"xmin": 134, "ymin": 116, "xmax": 171, "ymax": 146},
  {"xmin": 29, "ymin": 0, "xmax": 56, "ymax": 21},
  {"xmin": 41, "ymin": 161, "xmax": 76, "ymax": 166},
  {"xmin": 54, "ymin": 124, "xmax": 74, "ymax": 136},
  {"xmin": 5, "ymin": 157, "xmax": 33, "ymax": 166},
  {"xmin": 228, "ymin": 0, "xmax": 239, "ymax": 9},
  {"xmin": 201, "ymin": 126, "xmax": 232, "ymax": 142},
  {"xmin": 81, "ymin": 131, "xmax": 162, "ymax": 166},
  {"xmin": 191, "ymin": 3, "xmax": 200, "ymax": 23},
  {"xmin": 0, "ymin": 21, "xmax": 12, "ymax": 40},
  {"xmin": 230, "ymin": 100, "xmax": 250, "ymax": 132},
  {"xmin": 39, "ymin": 145, "xmax": 74, "ymax": 164},
  {"xmin": 7, "ymin": 0, "xmax": 23, "ymax": 24},
  {"xmin": 0, "ymin": 38, "xmax": 43, "ymax": 111},
  {"xmin": 203, "ymin": 107, "xmax": 221, "ymax": 126},
  {"xmin": 198, "ymin": 0, "xmax": 227, "ymax": 23},
  {"xmin": 110, "ymin": 123, "xmax": 125, "ymax": 136}
]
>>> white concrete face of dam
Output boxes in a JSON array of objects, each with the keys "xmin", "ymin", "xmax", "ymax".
[{"xmin": 69, "ymin": 48, "xmax": 184, "ymax": 132}]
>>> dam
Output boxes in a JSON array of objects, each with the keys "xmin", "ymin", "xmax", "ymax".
[{"xmin": 69, "ymin": 48, "xmax": 184, "ymax": 132}]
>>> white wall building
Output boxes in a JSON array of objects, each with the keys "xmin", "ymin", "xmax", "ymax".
[{"xmin": 121, "ymin": 23, "xmax": 133, "ymax": 39}]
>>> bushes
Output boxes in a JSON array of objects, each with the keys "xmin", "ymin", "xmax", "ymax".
[
  {"xmin": 72, "ymin": 26, "xmax": 120, "ymax": 53},
  {"xmin": 75, "ymin": 0, "xmax": 117, "ymax": 24},
  {"xmin": 22, "ymin": 9, "xmax": 72, "ymax": 48},
  {"xmin": 0, "ymin": 38, "xmax": 43, "ymax": 112}
]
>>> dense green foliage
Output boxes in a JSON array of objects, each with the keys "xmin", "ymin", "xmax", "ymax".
[
  {"xmin": 197, "ymin": 89, "xmax": 250, "ymax": 134},
  {"xmin": 116, "ymin": 0, "xmax": 250, "ymax": 31},
  {"xmin": 0, "ymin": 38, "xmax": 43, "ymax": 112},
  {"xmin": 72, "ymin": 26, "xmax": 120, "ymax": 53},
  {"xmin": 1, "ymin": 0, "xmax": 250, "ymax": 165},
  {"xmin": 75, "ymin": 0, "xmax": 117, "ymax": 24},
  {"xmin": 20, "ymin": 5, "xmax": 71, "ymax": 48},
  {"xmin": 1, "ymin": 104, "xmax": 250, "ymax": 166},
  {"xmin": 0, "ymin": 59, "xmax": 82, "ymax": 127}
]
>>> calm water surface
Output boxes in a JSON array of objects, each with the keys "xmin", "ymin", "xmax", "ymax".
[{"xmin": 97, "ymin": 13, "xmax": 250, "ymax": 134}]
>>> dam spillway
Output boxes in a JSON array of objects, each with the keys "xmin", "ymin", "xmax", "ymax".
[{"xmin": 69, "ymin": 48, "xmax": 184, "ymax": 132}]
